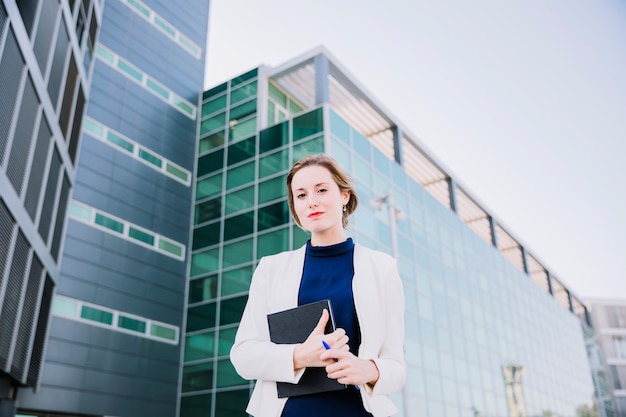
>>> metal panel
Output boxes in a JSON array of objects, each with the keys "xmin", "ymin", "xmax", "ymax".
[{"xmin": 0, "ymin": 29, "xmax": 26, "ymax": 166}]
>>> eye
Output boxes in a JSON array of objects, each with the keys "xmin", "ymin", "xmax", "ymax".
[
  {"xmin": 296, "ymin": 193, "xmax": 306, "ymax": 199},
  {"xmin": 317, "ymin": 188, "xmax": 327, "ymax": 194}
]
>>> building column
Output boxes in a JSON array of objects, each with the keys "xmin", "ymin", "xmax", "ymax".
[
  {"xmin": 489, "ymin": 216, "xmax": 498, "ymax": 249},
  {"xmin": 567, "ymin": 290, "xmax": 574, "ymax": 313},
  {"xmin": 314, "ymin": 54, "xmax": 330, "ymax": 105},
  {"xmin": 392, "ymin": 125, "xmax": 403, "ymax": 165},
  {"xmin": 546, "ymin": 271, "xmax": 554, "ymax": 295},
  {"xmin": 520, "ymin": 246, "xmax": 529, "ymax": 274},
  {"xmin": 447, "ymin": 177, "xmax": 458, "ymax": 213}
]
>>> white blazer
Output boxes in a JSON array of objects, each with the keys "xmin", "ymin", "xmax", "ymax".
[{"xmin": 230, "ymin": 243, "xmax": 406, "ymax": 417}]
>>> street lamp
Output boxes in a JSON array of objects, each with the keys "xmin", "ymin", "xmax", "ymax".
[
  {"xmin": 371, "ymin": 190, "xmax": 409, "ymax": 416},
  {"xmin": 371, "ymin": 190, "xmax": 406, "ymax": 261}
]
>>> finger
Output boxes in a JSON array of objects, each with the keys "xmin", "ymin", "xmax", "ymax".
[
  {"xmin": 321, "ymin": 349, "xmax": 339, "ymax": 362},
  {"xmin": 330, "ymin": 327, "xmax": 346, "ymax": 338},
  {"xmin": 312, "ymin": 309, "xmax": 329, "ymax": 335}
]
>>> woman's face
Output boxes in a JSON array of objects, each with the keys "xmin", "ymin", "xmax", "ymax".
[{"xmin": 290, "ymin": 165, "xmax": 350, "ymax": 245}]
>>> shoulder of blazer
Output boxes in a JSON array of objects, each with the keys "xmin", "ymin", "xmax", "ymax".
[
  {"xmin": 259, "ymin": 244, "xmax": 306, "ymax": 266},
  {"xmin": 354, "ymin": 243, "xmax": 395, "ymax": 265}
]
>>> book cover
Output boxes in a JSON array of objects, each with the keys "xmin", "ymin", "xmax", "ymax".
[{"xmin": 267, "ymin": 299, "xmax": 347, "ymax": 398}]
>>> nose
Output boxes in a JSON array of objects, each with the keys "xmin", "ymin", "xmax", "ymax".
[{"xmin": 308, "ymin": 196, "xmax": 318, "ymax": 208}]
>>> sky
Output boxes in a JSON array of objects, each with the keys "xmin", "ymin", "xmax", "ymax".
[{"xmin": 203, "ymin": 0, "xmax": 626, "ymax": 302}]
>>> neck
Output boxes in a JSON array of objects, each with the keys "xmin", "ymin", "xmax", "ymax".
[{"xmin": 310, "ymin": 230, "xmax": 346, "ymax": 247}]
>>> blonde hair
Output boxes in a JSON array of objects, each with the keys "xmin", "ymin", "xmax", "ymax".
[{"xmin": 286, "ymin": 154, "xmax": 358, "ymax": 228}]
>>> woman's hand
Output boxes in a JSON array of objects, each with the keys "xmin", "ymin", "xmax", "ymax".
[
  {"xmin": 321, "ymin": 348, "xmax": 380, "ymax": 387},
  {"xmin": 293, "ymin": 309, "xmax": 349, "ymax": 369}
]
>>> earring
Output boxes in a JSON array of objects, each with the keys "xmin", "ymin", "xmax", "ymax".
[{"xmin": 342, "ymin": 205, "xmax": 347, "ymax": 212}]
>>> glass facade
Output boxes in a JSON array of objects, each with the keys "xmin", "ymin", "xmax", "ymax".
[
  {"xmin": 183, "ymin": 53, "xmax": 600, "ymax": 417},
  {"xmin": 3, "ymin": 2, "xmax": 607, "ymax": 415},
  {"xmin": 8, "ymin": 0, "xmax": 210, "ymax": 417},
  {"xmin": 588, "ymin": 299, "xmax": 626, "ymax": 417},
  {"xmin": 1, "ymin": 0, "xmax": 100, "ymax": 414}
]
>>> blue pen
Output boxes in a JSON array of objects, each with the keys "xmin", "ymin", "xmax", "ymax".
[{"xmin": 322, "ymin": 340, "xmax": 360, "ymax": 391}]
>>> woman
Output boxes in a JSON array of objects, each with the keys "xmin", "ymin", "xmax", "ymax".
[{"xmin": 230, "ymin": 154, "xmax": 406, "ymax": 417}]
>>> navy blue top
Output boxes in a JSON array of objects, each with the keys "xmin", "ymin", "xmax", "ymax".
[{"xmin": 281, "ymin": 238, "xmax": 373, "ymax": 417}]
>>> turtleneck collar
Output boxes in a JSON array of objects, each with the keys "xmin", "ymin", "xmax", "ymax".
[{"xmin": 305, "ymin": 237, "xmax": 354, "ymax": 257}]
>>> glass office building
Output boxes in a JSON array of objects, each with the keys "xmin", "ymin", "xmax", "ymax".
[
  {"xmin": 6, "ymin": 0, "xmax": 210, "ymax": 417},
  {"xmin": 587, "ymin": 298, "xmax": 626, "ymax": 417},
  {"xmin": 1, "ymin": 0, "xmax": 100, "ymax": 414},
  {"xmin": 185, "ymin": 47, "xmax": 601, "ymax": 417}
]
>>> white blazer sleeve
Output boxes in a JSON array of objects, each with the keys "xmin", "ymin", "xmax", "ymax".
[
  {"xmin": 229, "ymin": 256, "xmax": 305, "ymax": 384},
  {"xmin": 368, "ymin": 256, "xmax": 406, "ymax": 395}
]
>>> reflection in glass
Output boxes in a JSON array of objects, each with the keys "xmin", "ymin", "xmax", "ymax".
[{"xmin": 502, "ymin": 364, "xmax": 527, "ymax": 417}]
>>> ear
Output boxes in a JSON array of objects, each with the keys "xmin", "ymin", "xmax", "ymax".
[{"xmin": 341, "ymin": 191, "xmax": 350, "ymax": 206}]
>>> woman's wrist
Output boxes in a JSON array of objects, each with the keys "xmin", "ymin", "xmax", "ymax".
[
  {"xmin": 293, "ymin": 344, "xmax": 304, "ymax": 370},
  {"xmin": 368, "ymin": 359, "xmax": 380, "ymax": 386}
]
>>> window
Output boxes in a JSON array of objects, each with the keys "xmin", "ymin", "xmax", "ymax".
[
  {"xmin": 166, "ymin": 162, "xmax": 189, "ymax": 182},
  {"xmin": 258, "ymin": 201, "xmax": 289, "ymax": 232},
  {"xmin": 193, "ymin": 222, "xmax": 220, "ymax": 250},
  {"xmin": 187, "ymin": 303, "xmax": 217, "ymax": 333},
  {"xmin": 226, "ymin": 161, "xmax": 255, "ymax": 190},
  {"xmin": 224, "ymin": 212, "xmax": 254, "ymax": 241},
  {"xmin": 293, "ymin": 108, "xmax": 323, "ymax": 141},
  {"xmin": 292, "ymin": 135, "xmax": 324, "ymax": 162},
  {"xmin": 199, "ymin": 131, "xmax": 225, "ymax": 153},
  {"xmin": 139, "ymin": 148, "xmax": 161, "ymax": 167},
  {"xmin": 189, "ymin": 275, "xmax": 218, "ymax": 303},
  {"xmin": 194, "ymin": 198, "xmax": 222, "ymax": 224},
  {"xmin": 95, "ymin": 213, "xmax": 124, "ymax": 233},
  {"xmin": 230, "ymin": 81, "xmax": 257, "ymax": 105},
  {"xmin": 229, "ymin": 117, "xmax": 256, "ymax": 143},
  {"xmin": 218, "ymin": 327, "xmax": 238, "ymax": 356},
  {"xmin": 95, "ymin": 43, "xmax": 196, "ymax": 118},
  {"xmin": 68, "ymin": 200, "xmax": 92, "ymax": 221},
  {"xmin": 185, "ymin": 332, "xmax": 215, "ymax": 362},
  {"xmin": 127, "ymin": 0, "xmax": 150, "ymax": 18},
  {"xmin": 191, "ymin": 248, "xmax": 219, "ymax": 278},
  {"xmin": 51, "ymin": 295, "xmax": 179, "ymax": 343},
  {"xmin": 222, "ymin": 238, "xmax": 252, "ymax": 269},
  {"xmin": 259, "ymin": 149, "xmax": 289, "ymax": 179},
  {"xmin": 216, "ymin": 359, "xmax": 246, "ymax": 388},
  {"xmin": 118, "ymin": 315, "xmax": 147, "ymax": 333},
  {"xmin": 129, "ymin": 227, "xmax": 155, "ymax": 245},
  {"xmin": 613, "ymin": 336, "xmax": 626, "ymax": 359},
  {"xmin": 117, "ymin": 59, "xmax": 143, "ymax": 82},
  {"xmin": 230, "ymin": 99, "xmax": 256, "ymax": 121},
  {"xmin": 225, "ymin": 186, "xmax": 254, "ymax": 215},
  {"xmin": 259, "ymin": 175, "xmax": 286, "ymax": 204},
  {"xmin": 197, "ymin": 150, "xmax": 224, "ymax": 178},
  {"xmin": 182, "ymin": 362, "xmax": 214, "ymax": 392},
  {"xmin": 107, "ymin": 131, "xmax": 134, "ymax": 152},
  {"xmin": 221, "ymin": 266, "xmax": 252, "ymax": 297},
  {"xmin": 51, "ymin": 296, "xmax": 79, "ymax": 317},
  {"xmin": 68, "ymin": 200, "xmax": 186, "ymax": 260},
  {"xmin": 203, "ymin": 94, "xmax": 227, "ymax": 117},
  {"xmin": 154, "ymin": 16, "xmax": 175, "ymax": 37},
  {"xmin": 83, "ymin": 117, "xmax": 191, "ymax": 184},
  {"xmin": 227, "ymin": 136, "xmax": 256, "ymax": 166},
  {"xmin": 146, "ymin": 79, "xmax": 169, "ymax": 99},
  {"xmin": 260, "ymin": 121, "xmax": 289, "ymax": 153},
  {"xmin": 158, "ymin": 238, "xmax": 183, "ymax": 257},
  {"xmin": 81, "ymin": 305, "xmax": 113, "ymax": 325},
  {"xmin": 257, "ymin": 228, "xmax": 289, "ymax": 258},
  {"xmin": 150, "ymin": 323, "xmax": 177, "ymax": 341}
]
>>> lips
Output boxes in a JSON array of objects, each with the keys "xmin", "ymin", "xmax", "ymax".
[{"xmin": 308, "ymin": 211, "xmax": 324, "ymax": 219}]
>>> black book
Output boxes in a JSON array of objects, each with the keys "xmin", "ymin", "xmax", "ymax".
[{"xmin": 267, "ymin": 299, "xmax": 348, "ymax": 398}]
